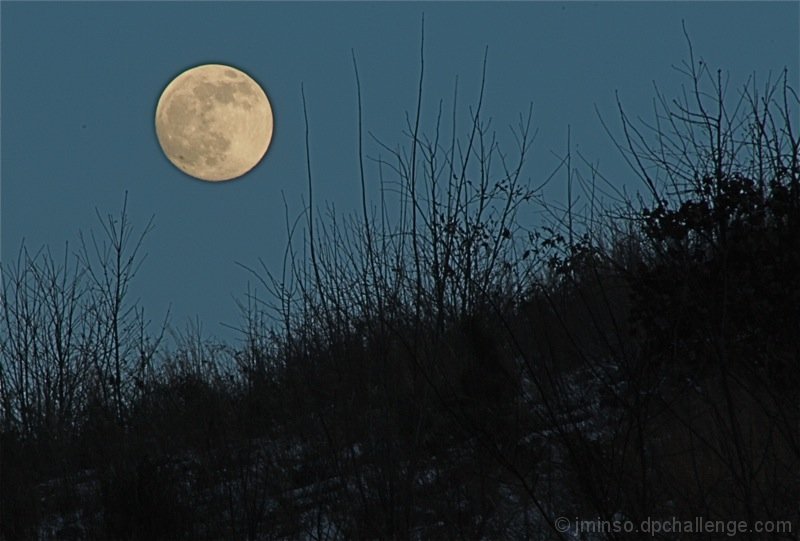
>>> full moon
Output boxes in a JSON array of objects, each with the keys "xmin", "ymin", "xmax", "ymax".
[{"xmin": 155, "ymin": 64, "xmax": 273, "ymax": 182}]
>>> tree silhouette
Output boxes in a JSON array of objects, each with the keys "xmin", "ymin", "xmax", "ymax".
[{"xmin": 1, "ymin": 28, "xmax": 797, "ymax": 540}]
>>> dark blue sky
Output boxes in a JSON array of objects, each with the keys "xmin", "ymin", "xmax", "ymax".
[{"xmin": 2, "ymin": 2, "xmax": 798, "ymax": 343}]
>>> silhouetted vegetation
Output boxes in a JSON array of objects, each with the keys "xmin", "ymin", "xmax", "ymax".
[{"xmin": 1, "ymin": 35, "xmax": 798, "ymax": 540}]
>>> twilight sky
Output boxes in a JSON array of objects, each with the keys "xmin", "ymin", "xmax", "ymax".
[{"xmin": 2, "ymin": 2, "xmax": 798, "ymax": 343}]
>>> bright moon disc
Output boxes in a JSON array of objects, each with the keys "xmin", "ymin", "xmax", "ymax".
[{"xmin": 155, "ymin": 64, "xmax": 273, "ymax": 182}]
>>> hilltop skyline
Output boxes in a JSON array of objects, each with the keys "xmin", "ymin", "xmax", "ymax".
[{"xmin": 3, "ymin": 2, "xmax": 797, "ymax": 343}]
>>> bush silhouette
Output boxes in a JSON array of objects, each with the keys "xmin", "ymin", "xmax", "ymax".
[{"xmin": 1, "ymin": 32, "xmax": 798, "ymax": 539}]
